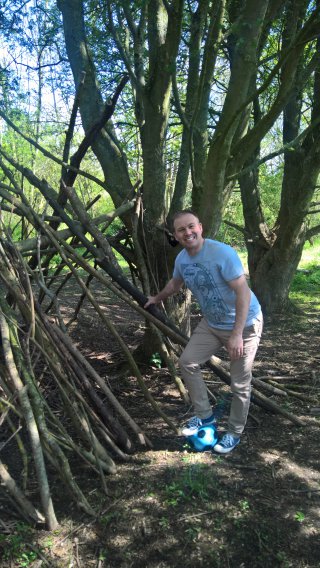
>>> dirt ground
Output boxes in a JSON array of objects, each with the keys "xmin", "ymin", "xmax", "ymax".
[{"xmin": 1, "ymin": 277, "xmax": 320, "ymax": 568}]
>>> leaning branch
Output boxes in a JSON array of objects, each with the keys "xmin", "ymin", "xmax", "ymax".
[{"xmin": 0, "ymin": 109, "xmax": 107, "ymax": 190}]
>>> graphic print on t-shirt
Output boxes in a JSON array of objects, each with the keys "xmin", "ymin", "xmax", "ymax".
[{"xmin": 181, "ymin": 263, "xmax": 229, "ymax": 322}]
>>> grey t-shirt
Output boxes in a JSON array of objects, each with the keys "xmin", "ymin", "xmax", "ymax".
[{"xmin": 173, "ymin": 239, "xmax": 261, "ymax": 330}]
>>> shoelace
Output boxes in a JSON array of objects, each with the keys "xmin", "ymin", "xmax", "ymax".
[
  {"xmin": 187, "ymin": 416, "xmax": 202, "ymax": 428},
  {"xmin": 221, "ymin": 434, "xmax": 234, "ymax": 447}
]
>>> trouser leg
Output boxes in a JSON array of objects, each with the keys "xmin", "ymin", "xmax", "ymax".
[
  {"xmin": 179, "ymin": 318, "xmax": 223, "ymax": 419},
  {"xmin": 228, "ymin": 317, "xmax": 263, "ymax": 436}
]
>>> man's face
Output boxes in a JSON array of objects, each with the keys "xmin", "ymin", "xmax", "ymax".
[{"xmin": 173, "ymin": 213, "xmax": 204, "ymax": 254}]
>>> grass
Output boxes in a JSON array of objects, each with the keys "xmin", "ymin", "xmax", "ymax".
[
  {"xmin": 290, "ymin": 239, "xmax": 320, "ymax": 308},
  {"xmin": 0, "ymin": 523, "xmax": 39, "ymax": 567},
  {"xmin": 290, "ymin": 264, "xmax": 320, "ymax": 307},
  {"xmin": 162, "ymin": 463, "xmax": 218, "ymax": 507}
]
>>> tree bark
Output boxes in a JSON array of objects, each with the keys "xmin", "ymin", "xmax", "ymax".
[
  {"xmin": 239, "ymin": 5, "xmax": 320, "ymax": 313},
  {"xmin": 199, "ymin": 0, "xmax": 269, "ymax": 234},
  {"xmin": 58, "ymin": 0, "xmax": 133, "ymax": 206}
]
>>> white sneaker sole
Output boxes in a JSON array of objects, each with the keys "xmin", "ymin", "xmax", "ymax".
[{"xmin": 213, "ymin": 440, "xmax": 240, "ymax": 454}]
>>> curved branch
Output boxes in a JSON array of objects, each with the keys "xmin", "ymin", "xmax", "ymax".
[
  {"xmin": 104, "ymin": 1, "xmax": 137, "ymax": 87},
  {"xmin": 228, "ymin": 113, "xmax": 320, "ymax": 181},
  {"xmin": 306, "ymin": 224, "xmax": 320, "ymax": 240}
]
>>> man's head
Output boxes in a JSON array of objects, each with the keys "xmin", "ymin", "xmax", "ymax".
[{"xmin": 172, "ymin": 210, "xmax": 204, "ymax": 255}]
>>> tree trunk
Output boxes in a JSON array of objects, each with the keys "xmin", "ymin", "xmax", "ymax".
[
  {"xmin": 58, "ymin": 0, "xmax": 133, "ymax": 207},
  {"xmin": 241, "ymin": 11, "xmax": 320, "ymax": 313},
  {"xmin": 199, "ymin": 0, "xmax": 269, "ymax": 234}
]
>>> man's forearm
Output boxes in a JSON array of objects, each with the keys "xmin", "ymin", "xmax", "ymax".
[
  {"xmin": 228, "ymin": 275, "xmax": 252, "ymax": 336},
  {"xmin": 233, "ymin": 286, "xmax": 251, "ymax": 335},
  {"xmin": 153, "ymin": 279, "xmax": 182, "ymax": 303},
  {"xmin": 227, "ymin": 281, "xmax": 251, "ymax": 359}
]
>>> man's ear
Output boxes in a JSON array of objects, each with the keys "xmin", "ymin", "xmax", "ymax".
[{"xmin": 166, "ymin": 232, "xmax": 179, "ymax": 247}]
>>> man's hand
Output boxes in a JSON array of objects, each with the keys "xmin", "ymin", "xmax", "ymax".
[
  {"xmin": 144, "ymin": 278, "xmax": 183, "ymax": 309},
  {"xmin": 144, "ymin": 296, "xmax": 158, "ymax": 309},
  {"xmin": 227, "ymin": 332, "xmax": 244, "ymax": 360}
]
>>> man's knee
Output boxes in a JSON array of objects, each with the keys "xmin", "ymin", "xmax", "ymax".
[
  {"xmin": 179, "ymin": 352, "xmax": 199, "ymax": 374},
  {"xmin": 231, "ymin": 375, "xmax": 252, "ymax": 395},
  {"xmin": 179, "ymin": 352, "xmax": 191, "ymax": 368}
]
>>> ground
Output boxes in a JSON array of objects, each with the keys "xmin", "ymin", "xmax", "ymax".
[{"xmin": 0, "ymin": 277, "xmax": 320, "ymax": 568}]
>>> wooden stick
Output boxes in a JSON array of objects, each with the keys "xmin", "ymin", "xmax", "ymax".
[
  {"xmin": 0, "ymin": 460, "xmax": 45, "ymax": 524},
  {"xmin": 0, "ymin": 306, "xmax": 58, "ymax": 530}
]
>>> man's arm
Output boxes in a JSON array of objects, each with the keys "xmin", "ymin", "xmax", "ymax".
[
  {"xmin": 227, "ymin": 275, "xmax": 251, "ymax": 360},
  {"xmin": 144, "ymin": 277, "xmax": 184, "ymax": 308}
]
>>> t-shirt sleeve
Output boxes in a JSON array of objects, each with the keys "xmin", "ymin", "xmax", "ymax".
[
  {"xmin": 172, "ymin": 251, "xmax": 184, "ymax": 281},
  {"xmin": 173, "ymin": 260, "xmax": 182, "ymax": 280},
  {"xmin": 220, "ymin": 247, "xmax": 245, "ymax": 281}
]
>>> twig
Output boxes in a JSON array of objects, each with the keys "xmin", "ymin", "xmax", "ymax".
[
  {"xmin": 74, "ymin": 537, "xmax": 81, "ymax": 568},
  {"xmin": 258, "ymin": 375, "xmax": 302, "ymax": 381},
  {"xmin": 289, "ymin": 488, "xmax": 320, "ymax": 493},
  {"xmin": 178, "ymin": 510, "xmax": 216, "ymax": 521},
  {"xmin": 222, "ymin": 462, "xmax": 260, "ymax": 470},
  {"xmin": 0, "ymin": 424, "xmax": 22, "ymax": 452}
]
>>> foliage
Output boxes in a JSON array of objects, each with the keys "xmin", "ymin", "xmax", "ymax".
[
  {"xmin": 0, "ymin": 524, "xmax": 39, "ymax": 567},
  {"xmin": 163, "ymin": 463, "xmax": 217, "ymax": 506},
  {"xmin": 290, "ymin": 263, "xmax": 320, "ymax": 307},
  {"xmin": 294, "ymin": 511, "xmax": 306, "ymax": 523}
]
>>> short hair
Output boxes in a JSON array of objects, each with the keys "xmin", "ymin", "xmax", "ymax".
[{"xmin": 171, "ymin": 209, "xmax": 200, "ymax": 230}]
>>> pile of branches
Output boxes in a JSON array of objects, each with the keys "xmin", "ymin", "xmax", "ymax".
[
  {"xmin": 0, "ymin": 77, "xmax": 310, "ymax": 531},
  {"xmin": 0, "ymin": 216, "xmax": 308, "ymax": 530},
  {"xmin": 0, "ymin": 172, "xmax": 187, "ymax": 529},
  {"xmin": 0, "ymin": 75, "xmax": 184, "ymax": 529},
  {"xmin": 0, "ymin": 232, "xmax": 157, "ymax": 530}
]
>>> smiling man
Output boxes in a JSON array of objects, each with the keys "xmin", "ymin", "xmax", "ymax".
[{"xmin": 145, "ymin": 210, "xmax": 263, "ymax": 454}]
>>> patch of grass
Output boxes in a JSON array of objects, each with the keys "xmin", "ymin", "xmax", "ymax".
[
  {"xmin": 290, "ymin": 262, "xmax": 320, "ymax": 307},
  {"xmin": 163, "ymin": 464, "xmax": 218, "ymax": 507},
  {"xmin": 287, "ymin": 240, "xmax": 320, "ymax": 307},
  {"xmin": 0, "ymin": 523, "xmax": 40, "ymax": 567},
  {"xmin": 159, "ymin": 516, "xmax": 170, "ymax": 529},
  {"xmin": 99, "ymin": 510, "xmax": 121, "ymax": 526},
  {"xmin": 299, "ymin": 238, "xmax": 320, "ymax": 264}
]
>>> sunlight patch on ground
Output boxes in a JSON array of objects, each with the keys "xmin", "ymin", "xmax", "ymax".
[{"xmin": 260, "ymin": 451, "xmax": 320, "ymax": 491}]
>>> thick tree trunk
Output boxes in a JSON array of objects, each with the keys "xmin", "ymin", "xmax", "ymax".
[
  {"xmin": 235, "ymin": 3, "xmax": 320, "ymax": 314},
  {"xmin": 58, "ymin": 0, "xmax": 133, "ymax": 206},
  {"xmin": 199, "ymin": 0, "xmax": 269, "ymax": 234},
  {"xmin": 250, "ymin": 238, "xmax": 305, "ymax": 313}
]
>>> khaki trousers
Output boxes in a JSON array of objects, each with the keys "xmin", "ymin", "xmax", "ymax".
[{"xmin": 179, "ymin": 317, "xmax": 263, "ymax": 436}]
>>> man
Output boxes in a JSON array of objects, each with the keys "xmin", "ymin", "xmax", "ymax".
[{"xmin": 145, "ymin": 210, "xmax": 263, "ymax": 454}]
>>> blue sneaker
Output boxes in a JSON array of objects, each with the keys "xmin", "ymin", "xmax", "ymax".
[
  {"xmin": 213, "ymin": 433, "xmax": 240, "ymax": 454},
  {"xmin": 181, "ymin": 414, "xmax": 216, "ymax": 436}
]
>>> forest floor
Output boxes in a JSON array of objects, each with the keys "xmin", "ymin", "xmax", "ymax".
[{"xmin": 1, "ymin": 276, "xmax": 320, "ymax": 568}]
